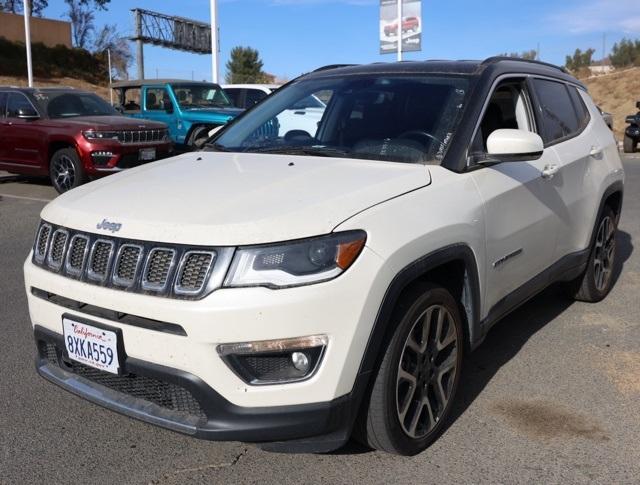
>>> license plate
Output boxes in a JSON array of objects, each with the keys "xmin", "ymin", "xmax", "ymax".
[
  {"xmin": 139, "ymin": 147, "xmax": 156, "ymax": 161},
  {"xmin": 62, "ymin": 317, "xmax": 120, "ymax": 374}
]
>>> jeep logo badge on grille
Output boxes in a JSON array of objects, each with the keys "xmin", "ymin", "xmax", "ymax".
[{"xmin": 96, "ymin": 219, "xmax": 122, "ymax": 233}]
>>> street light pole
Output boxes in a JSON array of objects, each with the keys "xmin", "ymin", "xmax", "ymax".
[
  {"xmin": 23, "ymin": 0, "xmax": 33, "ymax": 87},
  {"xmin": 396, "ymin": 0, "xmax": 403, "ymax": 62},
  {"xmin": 210, "ymin": 0, "xmax": 219, "ymax": 83}
]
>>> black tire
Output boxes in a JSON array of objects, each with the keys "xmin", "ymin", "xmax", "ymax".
[
  {"xmin": 188, "ymin": 125, "xmax": 211, "ymax": 148},
  {"xmin": 567, "ymin": 206, "xmax": 617, "ymax": 302},
  {"xmin": 355, "ymin": 283, "xmax": 464, "ymax": 455},
  {"xmin": 49, "ymin": 148, "xmax": 87, "ymax": 194},
  {"xmin": 623, "ymin": 135, "xmax": 636, "ymax": 153}
]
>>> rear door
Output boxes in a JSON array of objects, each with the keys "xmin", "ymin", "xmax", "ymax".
[
  {"xmin": 3, "ymin": 92, "xmax": 44, "ymax": 167},
  {"xmin": 529, "ymin": 78, "xmax": 593, "ymax": 260}
]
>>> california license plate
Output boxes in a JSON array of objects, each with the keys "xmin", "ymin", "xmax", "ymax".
[
  {"xmin": 62, "ymin": 317, "xmax": 120, "ymax": 374},
  {"xmin": 139, "ymin": 147, "xmax": 156, "ymax": 161}
]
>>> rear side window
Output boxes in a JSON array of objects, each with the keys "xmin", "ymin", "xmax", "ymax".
[
  {"xmin": 244, "ymin": 89, "xmax": 268, "ymax": 107},
  {"xmin": 532, "ymin": 79, "xmax": 580, "ymax": 144},
  {"xmin": 6, "ymin": 92, "xmax": 35, "ymax": 118},
  {"xmin": 224, "ymin": 88, "xmax": 242, "ymax": 108},
  {"xmin": 567, "ymin": 86, "xmax": 591, "ymax": 130}
]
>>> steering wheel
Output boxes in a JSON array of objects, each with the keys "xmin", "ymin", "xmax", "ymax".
[{"xmin": 396, "ymin": 130, "xmax": 443, "ymax": 147}]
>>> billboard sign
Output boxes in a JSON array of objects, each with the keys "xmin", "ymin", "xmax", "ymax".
[{"xmin": 380, "ymin": 0, "xmax": 422, "ymax": 55}]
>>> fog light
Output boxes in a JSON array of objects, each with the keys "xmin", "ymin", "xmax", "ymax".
[
  {"xmin": 217, "ymin": 335, "xmax": 327, "ymax": 385},
  {"xmin": 291, "ymin": 351, "xmax": 310, "ymax": 373},
  {"xmin": 91, "ymin": 151, "xmax": 115, "ymax": 166}
]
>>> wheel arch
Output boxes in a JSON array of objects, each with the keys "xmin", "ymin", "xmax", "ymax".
[
  {"xmin": 48, "ymin": 138, "xmax": 80, "ymax": 166},
  {"xmin": 358, "ymin": 244, "xmax": 482, "ymax": 381}
]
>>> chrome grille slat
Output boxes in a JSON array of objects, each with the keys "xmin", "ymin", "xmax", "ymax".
[
  {"xmin": 31, "ymin": 221, "xmax": 229, "ymax": 300},
  {"xmin": 47, "ymin": 229, "xmax": 69, "ymax": 269},
  {"xmin": 65, "ymin": 235, "xmax": 89, "ymax": 276}
]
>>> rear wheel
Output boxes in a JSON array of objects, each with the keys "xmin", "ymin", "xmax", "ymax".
[
  {"xmin": 567, "ymin": 206, "xmax": 617, "ymax": 302},
  {"xmin": 49, "ymin": 148, "xmax": 87, "ymax": 193},
  {"xmin": 623, "ymin": 135, "xmax": 636, "ymax": 153},
  {"xmin": 356, "ymin": 284, "xmax": 464, "ymax": 455}
]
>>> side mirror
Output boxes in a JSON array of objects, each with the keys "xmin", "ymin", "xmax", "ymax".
[
  {"xmin": 636, "ymin": 101, "xmax": 640, "ymax": 109},
  {"xmin": 17, "ymin": 107, "xmax": 39, "ymax": 120},
  {"xmin": 486, "ymin": 129, "xmax": 544, "ymax": 162},
  {"xmin": 163, "ymin": 98, "xmax": 174, "ymax": 113}
]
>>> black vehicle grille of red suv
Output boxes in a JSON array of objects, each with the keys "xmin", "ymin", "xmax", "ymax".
[
  {"xmin": 33, "ymin": 221, "xmax": 220, "ymax": 300},
  {"xmin": 117, "ymin": 129, "xmax": 168, "ymax": 144}
]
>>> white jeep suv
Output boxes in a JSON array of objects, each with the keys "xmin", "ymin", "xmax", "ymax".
[{"xmin": 25, "ymin": 58, "xmax": 624, "ymax": 456}]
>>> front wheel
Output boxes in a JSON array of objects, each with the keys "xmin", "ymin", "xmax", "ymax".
[
  {"xmin": 49, "ymin": 148, "xmax": 87, "ymax": 193},
  {"xmin": 356, "ymin": 284, "xmax": 464, "ymax": 455},
  {"xmin": 188, "ymin": 126, "xmax": 212, "ymax": 148},
  {"xmin": 623, "ymin": 134, "xmax": 636, "ymax": 153}
]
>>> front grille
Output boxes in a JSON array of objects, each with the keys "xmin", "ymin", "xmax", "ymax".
[
  {"xmin": 31, "ymin": 221, "xmax": 226, "ymax": 300},
  {"xmin": 41, "ymin": 343, "xmax": 206, "ymax": 420},
  {"xmin": 117, "ymin": 129, "xmax": 168, "ymax": 144}
]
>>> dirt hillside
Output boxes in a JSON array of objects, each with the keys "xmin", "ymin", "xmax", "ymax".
[
  {"xmin": 0, "ymin": 75, "xmax": 110, "ymax": 99},
  {"xmin": 583, "ymin": 68, "xmax": 640, "ymax": 141}
]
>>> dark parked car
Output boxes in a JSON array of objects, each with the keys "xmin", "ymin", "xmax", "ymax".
[
  {"xmin": 0, "ymin": 87, "xmax": 172, "ymax": 193},
  {"xmin": 624, "ymin": 101, "xmax": 640, "ymax": 153}
]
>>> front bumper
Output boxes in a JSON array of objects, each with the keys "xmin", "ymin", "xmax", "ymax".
[
  {"xmin": 78, "ymin": 139, "xmax": 174, "ymax": 175},
  {"xmin": 25, "ymin": 246, "xmax": 388, "ymax": 446},
  {"xmin": 35, "ymin": 325, "xmax": 363, "ymax": 450}
]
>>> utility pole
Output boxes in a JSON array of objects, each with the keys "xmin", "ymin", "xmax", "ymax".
[
  {"xmin": 602, "ymin": 33, "xmax": 606, "ymax": 65},
  {"xmin": 537, "ymin": 42, "xmax": 540, "ymax": 61},
  {"xmin": 107, "ymin": 49, "xmax": 113, "ymax": 104},
  {"xmin": 210, "ymin": 0, "xmax": 219, "ymax": 83},
  {"xmin": 397, "ymin": 0, "xmax": 402, "ymax": 62},
  {"xmin": 134, "ymin": 9, "xmax": 145, "ymax": 79},
  {"xmin": 23, "ymin": 0, "xmax": 33, "ymax": 87}
]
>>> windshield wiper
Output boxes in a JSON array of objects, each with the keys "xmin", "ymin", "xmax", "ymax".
[{"xmin": 244, "ymin": 145, "xmax": 350, "ymax": 158}]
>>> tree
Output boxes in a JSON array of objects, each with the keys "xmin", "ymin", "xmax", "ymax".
[
  {"xmin": 65, "ymin": 0, "xmax": 94, "ymax": 49},
  {"xmin": 498, "ymin": 50, "xmax": 538, "ymax": 60},
  {"xmin": 225, "ymin": 46, "xmax": 270, "ymax": 84},
  {"xmin": 610, "ymin": 38, "xmax": 640, "ymax": 68},
  {"xmin": 93, "ymin": 24, "xmax": 132, "ymax": 79},
  {"xmin": 0, "ymin": 0, "xmax": 48, "ymax": 16},
  {"xmin": 564, "ymin": 48, "xmax": 596, "ymax": 72}
]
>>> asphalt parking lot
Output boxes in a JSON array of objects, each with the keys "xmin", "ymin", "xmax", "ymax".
[{"xmin": 1, "ymin": 155, "xmax": 639, "ymax": 484}]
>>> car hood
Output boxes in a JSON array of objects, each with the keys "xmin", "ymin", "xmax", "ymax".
[
  {"xmin": 41, "ymin": 152, "xmax": 431, "ymax": 246},
  {"xmin": 180, "ymin": 107, "xmax": 242, "ymax": 122},
  {"xmin": 55, "ymin": 115, "xmax": 167, "ymax": 130}
]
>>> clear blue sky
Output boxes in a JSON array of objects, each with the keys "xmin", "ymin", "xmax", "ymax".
[{"xmin": 44, "ymin": 0, "xmax": 639, "ymax": 82}]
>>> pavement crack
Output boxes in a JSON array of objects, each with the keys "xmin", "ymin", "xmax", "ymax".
[{"xmin": 230, "ymin": 447, "xmax": 249, "ymax": 467}]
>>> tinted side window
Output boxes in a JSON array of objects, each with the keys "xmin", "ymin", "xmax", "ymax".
[
  {"xmin": 145, "ymin": 88, "xmax": 170, "ymax": 111},
  {"xmin": 532, "ymin": 79, "xmax": 580, "ymax": 144},
  {"xmin": 0, "ymin": 92, "xmax": 7, "ymax": 117},
  {"xmin": 567, "ymin": 86, "xmax": 590, "ymax": 130},
  {"xmin": 244, "ymin": 89, "xmax": 268, "ymax": 107},
  {"xmin": 224, "ymin": 88, "xmax": 243, "ymax": 108},
  {"xmin": 6, "ymin": 92, "xmax": 35, "ymax": 118}
]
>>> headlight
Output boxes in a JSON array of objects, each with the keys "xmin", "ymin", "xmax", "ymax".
[
  {"xmin": 224, "ymin": 230, "xmax": 366, "ymax": 288},
  {"xmin": 83, "ymin": 130, "xmax": 120, "ymax": 141}
]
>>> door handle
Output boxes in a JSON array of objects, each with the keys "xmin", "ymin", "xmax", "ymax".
[
  {"xmin": 589, "ymin": 146, "xmax": 603, "ymax": 157},
  {"xmin": 541, "ymin": 164, "xmax": 559, "ymax": 179}
]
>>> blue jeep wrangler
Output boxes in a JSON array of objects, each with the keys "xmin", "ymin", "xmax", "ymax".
[{"xmin": 112, "ymin": 79, "xmax": 242, "ymax": 148}]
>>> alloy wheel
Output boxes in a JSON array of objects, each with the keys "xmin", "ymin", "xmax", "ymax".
[
  {"xmin": 593, "ymin": 215, "xmax": 616, "ymax": 292},
  {"xmin": 53, "ymin": 155, "xmax": 76, "ymax": 192},
  {"xmin": 396, "ymin": 304, "xmax": 459, "ymax": 439}
]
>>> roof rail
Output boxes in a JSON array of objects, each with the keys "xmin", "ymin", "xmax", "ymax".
[
  {"xmin": 313, "ymin": 64, "xmax": 357, "ymax": 72},
  {"xmin": 482, "ymin": 56, "xmax": 568, "ymax": 74}
]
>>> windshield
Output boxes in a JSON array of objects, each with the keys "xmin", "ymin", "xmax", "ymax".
[
  {"xmin": 171, "ymin": 83, "xmax": 232, "ymax": 109},
  {"xmin": 210, "ymin": 74, "xmax": 470, "ymax": 164},
  {"xmin": 37, "ymin": 91, "xmax": 118, "ymax": 119}
]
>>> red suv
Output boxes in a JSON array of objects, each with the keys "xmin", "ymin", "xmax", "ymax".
[
  {"xmin": 0, "ymin": 87, "xmax": 172, "ymax": 193},
  {"xmin": 384, "ymin": 16, "xmax": 420, "ymax": 36}
]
